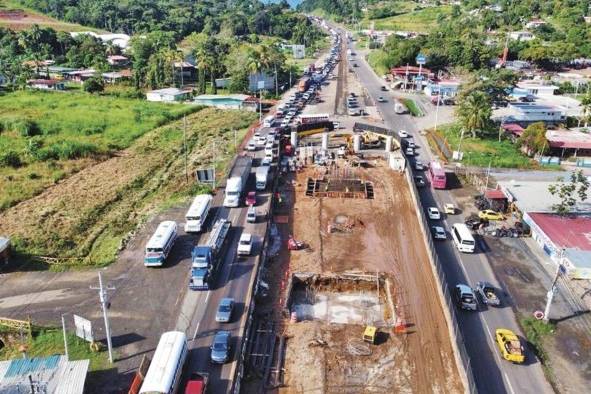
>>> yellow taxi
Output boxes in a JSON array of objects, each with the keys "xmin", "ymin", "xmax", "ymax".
[{"xmin": 495, "ymin": 328, "xmax": 525, "ymax": 364}]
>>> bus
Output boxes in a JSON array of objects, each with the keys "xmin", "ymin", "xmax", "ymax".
[
  {"xmin": 139, "ymin": 331, "xmax": 188, "ymax": 394},
  {"xmin": 428, "ymin": 161, "xmax": 447, "ymax": 189},
  {"xmin": 144, "ymin": 221, "xmax": 178, "ymax": 267},
  {"xmin": 451, "ymin": 223, "xmax": 476, "ymax": 253},
  {"xmin": 296, "ymin": 113, "xmax": 330, "ymax": 125},
  {"xmin": 184, "ymin": 194, "xmax": 213, "ymax": 233}
]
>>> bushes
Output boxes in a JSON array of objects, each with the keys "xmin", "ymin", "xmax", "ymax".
[
  {"xmin": 0, "ymin": 150, "xmax": 22, "ymax": 168},
  {"xmin": 36, "ymin": 141, "xmax": 103, "ymax": 161},
  {"xmin": 0, "ymin": 117, "xmax": 42, "ymax": 137}
]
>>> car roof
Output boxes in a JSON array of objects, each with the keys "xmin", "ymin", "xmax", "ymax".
[
  {"xmin": 240, "ymin": 233, "xmax": 252, "ymax": 241},
  {"xmin": 432, "ymin": 226, "xmax": 445, "ymax": 231},
  {"xmin": 214, "ymin": 330, "xmax": 231, "ymax": 340},
  {"xmin": 456, "ymin": 284, "xmax": 473, "ymax": 294},
  {"xmin": 219, "ymin": 298, "xmax": 234, "ymax": 306}
]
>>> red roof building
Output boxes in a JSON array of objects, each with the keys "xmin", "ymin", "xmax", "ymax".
[
  {"xmin": 526, "ymin": 213, "xmax": 591, "ymax": 251},
  {"xmin": 390, "ymin": 66, "xmax": 434, "ymax": 79},
  {"xmin": 545, "ymin": 129, "xmax": 591, "ymax": 150}
]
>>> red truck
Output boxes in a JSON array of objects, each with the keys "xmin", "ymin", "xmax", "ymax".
[
  {"xmin": 298, "ymin": 77, "xmax": 311, "ymax": 92},
  {"xmin": 184, "ymin": 372, "xmax": 209, "ymax": 394}
]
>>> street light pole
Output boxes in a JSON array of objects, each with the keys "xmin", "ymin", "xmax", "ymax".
[
  {"xmin": 61, "ymin": 314, "xmax": 69, "ymax": 361},
  {"xmin": 543, "ymin": 250, "xmax": 565, "ymax": 323},
  {"xmin": 91, "ymin": 272, "xmax": 115, "ymax": 363},
  {"xmin": 434, "ymin": 93, "xmax": 441, "ymax": 133}
]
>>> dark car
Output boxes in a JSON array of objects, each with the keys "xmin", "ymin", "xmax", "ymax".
[
  {"xmin": 464, "ymin": 214, "xmax": 487, "ymax": 230},
  {"xmin": 210, "ymin": 331, "xmax": 231, "ymax": 364},
  {"xmin": 380, "ymin": 86, "xmax": 388, "ymax": 91}
]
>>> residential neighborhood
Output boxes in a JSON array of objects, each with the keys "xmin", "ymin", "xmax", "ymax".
[{"xmin": 1, "ymin": 0, "xmax": 591, "ymax": 393}]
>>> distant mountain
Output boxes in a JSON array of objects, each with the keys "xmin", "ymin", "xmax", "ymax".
[{"xmin": 261, "ymin": 0, "xmax": 303, "ymax": 8}]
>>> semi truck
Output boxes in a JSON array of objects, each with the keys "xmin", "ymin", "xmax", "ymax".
[
  {"xmin": 223, "ymin": 156, "xmax": 252, "ymax": 207},
  {"xmin": 189, "ymin": 218, "xmax": 231, "ymax": 290},
  {"xmin": 255, "ymin": 166, "xmax": 270, "ymax": 190}
]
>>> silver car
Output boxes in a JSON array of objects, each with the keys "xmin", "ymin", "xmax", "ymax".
[
  {"xmin": 210, "ymin": 330, "xmax": 231, "ymax": 364},
  {"xmin": 215, "ymin": 298, "xmax": 235, "ymax": 323}
]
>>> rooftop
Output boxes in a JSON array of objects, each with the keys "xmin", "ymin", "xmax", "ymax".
[
  {"xmin": 27, "ymin": 79, "xmax": 63, "ymax": 85},
  {"xmin": 148, "ymin": 87, "xmax": 189, "ymax": 95},
  {"xmin": 499, "ymin": 180, "xmax": 591, "ymax": 213},
  {"xmin": 528, "ymin": 212, "xmax": 591, "ymax": 251},
  {"xmin": 0, "ymin": 355, "xmax": 89, "ymax": 394},
  {"xmin": 546, "ymin": 129, "xmax": 591, "ymax": 150},
  {"xmin": 195, "ymin": 94, "xmax": 251, "ymax": 101}
]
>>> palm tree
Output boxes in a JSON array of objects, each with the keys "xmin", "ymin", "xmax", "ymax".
[
  {"xmin": 456, "ymin": 91, "xmax": 492, "ymax": 138},
  {"xmin": 581, "ymin": 92, "xmax": 591, "ymax": 127}
]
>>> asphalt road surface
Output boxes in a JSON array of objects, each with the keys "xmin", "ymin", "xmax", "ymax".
[
  {"xmin": 346, "ymin": 32, "xmax": 553, "ymax": 394},
  {"xmin": 175, "ymin": 146, "xmax": 273, "ymax": 392}
]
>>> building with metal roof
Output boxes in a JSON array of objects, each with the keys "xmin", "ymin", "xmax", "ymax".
[
  {"xmin": 499, "ymin": 180, "xmax": 591, "ymax": 214},
  {"xmin": 0, "ymin": 355, "xmax": 89, "ymax": 394}
]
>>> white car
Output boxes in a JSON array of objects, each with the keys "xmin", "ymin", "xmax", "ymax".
[
  {"xmin": 398, "ymin": 130, "xmax": 408, "ymax": 138},
  {"xmin": 261, "ymin": 157, "xmax": 272, "ymax": 166},
  {"xmin": 333, "ymin": 121, "xmax": 341, "ymax": 129},
  {"xmin": 405, "ymin": 147, "xmax": 414, "ymax": 156},
  {"xmin": 431, "ymin": 226, "xmax": 447, "ymax": 240},
  {"xmin": 237, "ymin": 233, "xmax": 253, "ymax": 256},
  {"xmin": 428, "ymin": 207, "xmax": 441, "ymax": 220},
  {"xmin": 246, "ymin": 140, "xmax": 257, "ymax": 151},
  {"xmin": 444, "ymin": 203, "xmax": 455, "ymax": 215},
  {"xmin": 414, "ymin": 161, "xmax": 424, "ymax": 171}
]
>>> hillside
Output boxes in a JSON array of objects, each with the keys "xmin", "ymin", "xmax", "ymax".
[{"xmin": 0, "ymin": 0, "xmax": 100, "ymax": 31}]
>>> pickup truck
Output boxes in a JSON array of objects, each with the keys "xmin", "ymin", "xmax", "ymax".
[
  {"xmin": 475, "ymin": 281, "xmax": 501, "ymax": 306},
  {"xmin": 184, "ymin": 372, "xmax": 209, "ymax": 394}
]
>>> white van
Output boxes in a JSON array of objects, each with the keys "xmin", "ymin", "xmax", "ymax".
[
  {"xmin": 263, "ymin": 115, "xmax": 275, "ymax": 127},
  {"xmin": 184, "ymin": 194, "xmax": 213, "ymax": 233},
  {"xmin": 451, "ymin": 223, "xmax": 476, "ymax": 253}
]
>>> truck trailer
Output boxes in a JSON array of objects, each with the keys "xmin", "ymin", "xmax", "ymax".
[
  {"xmin": 223, "ymin": 156, "xmax": 252, "ymax": 207},
  {"xmin": 255, "ymin": 166, "xmax": 270, "ymax": 190},
  {"xmin": 189, "ymin": 219, "xmax": 231, "ymax": 290}
]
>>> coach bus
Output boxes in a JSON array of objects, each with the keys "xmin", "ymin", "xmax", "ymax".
[
  {"xmin": 139, "ymin": 331, "xmax": 188, "ymax": 394},
  {"xmin": 296, "ymin": 113, "xmax": 330, "ymax": 125},
  {"xmin": 428, "ymin": 161, "xmax": 447, "ymax": 189},
  {"xmin": 144, "ymin": 221, "xmax": 178, "ymax": 267},
  {"xmin": 184, "ymin": 194, "xmax": 213, "ymax": 233}
]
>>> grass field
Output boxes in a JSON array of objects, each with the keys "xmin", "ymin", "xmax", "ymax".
[
  {"xmin": 436, "ymin": 123, "xmax": 537, "ymax": 169},
  {"xmin": 0, "ymin": 107, "xmax": 256, "ymax": 268},
  {"xmin": 0, "ymin": 0, "xmax": 100, "ymax": 31},
  {"xmin": 0, "ymin": 327, "xmax": 110, "ymax": 372},
  {"xmin": 0, "ymin": 90, "xmax": 200, "ymax": 211},
  {"xmin": 369, "ymin": 5, "xmax": 451, "ymax": 32}
]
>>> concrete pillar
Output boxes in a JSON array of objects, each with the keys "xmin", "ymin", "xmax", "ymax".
[
  {"xmin": 322, "ymin": 132, "xmax": 329, "ymax": 150},
  {"xmin": 385, "ymin": 136, "xmax": 393, "ymax": 152},
  {"xmin": 290, "ymin": 131, "xmax": 298, "ymax": 148},
  {"xmin": 353, "ymin": 134, "xmax": 361, "ymax": 153}
]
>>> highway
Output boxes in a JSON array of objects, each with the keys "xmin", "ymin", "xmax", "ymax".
[
  {"xmin": 173, "ymin": 146, "xmax": 273, "ymax": 392},
  {"xmin": 346, "ymin": 33, "xmax": 554, "ymax": 394}
]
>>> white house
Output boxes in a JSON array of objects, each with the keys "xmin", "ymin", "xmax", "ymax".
[
  {"xmin": 504, "ymin": 102, "xmax": 565, "ymax": 124},
  {"xmin": 525, "ymin": 19, "xmax": 547, "ymax": 29},
  {"xmin": 146, "ymin": 88, "xmax": 190, "ymax": 102},
  {"xmin": 509, "ymin": 31, "xmax": 535, "ymax": 41},
  {"xmin": 516, "ymin": 80, "xmax": 559, "ymax": 97},
  {"xmin": 27, "ymin": 79, "xmax": 65, "ymax": 91},
  {"xmin": 70, "ymin": 32, "xmax": 131, "ymax": 49}
]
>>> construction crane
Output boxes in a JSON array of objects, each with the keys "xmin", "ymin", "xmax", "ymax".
[{"xmin": 495, "ymin": 35, "xmax": 509, "ymax": 69}]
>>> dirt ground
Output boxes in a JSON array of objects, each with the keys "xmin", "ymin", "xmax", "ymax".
[
  {"xmin": 0, "ymin": 7, "xmax": 93, "ymax": 31},
  {"xmin": 279, "ymin": 160, "xmax": 463, "ymax": 393}
]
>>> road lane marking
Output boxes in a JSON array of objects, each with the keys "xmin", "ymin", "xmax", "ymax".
[
  {"xmin": 192, "ymin": 321, "xmax": 201, "ymax": 341},
  {"xmin": 504, "ymin": 372, "xmax": 516, "ymax": 394}
]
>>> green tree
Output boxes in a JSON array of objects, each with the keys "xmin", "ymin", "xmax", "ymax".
[
  {"xmin": 456, "ymin": 91, "xmax": 492, "ymax": 138},
  {"xmin": 581, "ymin": 93, "xmax": 591, "ymax": 127},
  {"xmin": 548, "ymin": 170, "xmax": 590, "ymax": 216},
  {"xmin": 83, "ymin": 76, "xmax": 104, "ymax": 93},
  {"xmin": 518, "ymin": 122, "xmax": 548, "ymax": 156}
]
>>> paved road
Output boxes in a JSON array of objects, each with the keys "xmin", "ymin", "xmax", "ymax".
[
  {"xmin": 175, "ymin": 149, "xmax": 273, "ymax": 392},
  {"xmin": 346, "ymin": 33, "xmax": 553, "ymax": 394}
]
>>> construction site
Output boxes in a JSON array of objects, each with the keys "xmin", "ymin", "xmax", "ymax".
[{"xmin": 244, "ymin": 143, "xmax": 464, "ymax": 393}]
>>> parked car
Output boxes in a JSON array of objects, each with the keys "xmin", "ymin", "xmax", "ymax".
[
  {"xmin": 215, "ymin": 298, "xmax": 235, "ymax": 323},
  {"xmin": 475, "ymin": 281, "xmax": 501, "ymax": 306},
  {"xmin": 246, "ymin": 191, "xmax": 256, "ymax": 206},
  {"xmin": 465, "ymin": 214, "xmax": 486, "ymax": 230},
  {"xmin": 427, "ymin": 207, "xmax": 441, "ymax": 220},
  {"xmin": 454, "ymin": 284, "xmax": 477, "ymax": 311},
  {"xmin": 414, "ymin": 176, "xmax": 426, "ymax": 187},
  {"xmin": 478, "ymin": 210, "xmax": 504, "ymax": 221},
  {"xmin": 444, "ymin": 203, "xmax": 455, "ymax": 215},
  {"xmin": 495, "ymin": 328, "xmax": 525, "ymax": 364},
  {"xmin": 332, "ymin": 121, "xmax": 341, "ymax": 129},
  {"xmin": 398, "ymin": 130, "xmax": 408, "ymax": 138},
  {"xmin": 210, "ymin": 330, "xmax": 231, "ymax": 363},
  {"xmin": 237, "ymin": 233, "xmax": 253, "ymax": 256},
  {"xmin": 431, "ymin": 226, "xmax": 447, "ymax": 240}
]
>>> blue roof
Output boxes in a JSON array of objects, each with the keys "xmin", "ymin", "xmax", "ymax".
[{"xmin": 5, "ymin": 355, "xmax": 60, "ymax": 377}]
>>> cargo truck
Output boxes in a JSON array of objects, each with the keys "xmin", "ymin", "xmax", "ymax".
[
  {"xmin": 189, "ymin": 219, "xmax": 231, "ymax": 290},
  {"xmin": 298, "ymin": 77, "xmax": 311, "ymax": 93},
  {"xmin": 223, "ymin": 156, "xmax": 252, "ymax": 207},
  {"xmin": 255, "ymin": 166, "xmax": 270, "ymax": 190}
]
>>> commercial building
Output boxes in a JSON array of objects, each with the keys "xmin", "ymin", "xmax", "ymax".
[
  {"xmin": 423, "ymin": 80, "xmax": 461, "ymax": 97},
  {"xmin": 146, "ymin": 88, "xmax": 191, "ymax": 103},
  {"xmin": 499, "ymin": 180, "xmax": 591, "ymax": 214},
  {"xmin": 516, "ymin": 80, "xmax": 559, "ymax": 97},
  {"xmin": 502, "ymin": 102, "xmax": 565, "ymax": 125},
  {"xmin": 545, "ymin": 128, "xmax": 591, "ymax": 157},
  {"xmin": 0, "ymin": 355, "xmax": 89, "ymax": 394}
]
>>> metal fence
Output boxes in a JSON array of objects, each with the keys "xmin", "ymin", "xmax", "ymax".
[{"xmin": 403, "ymin": 167, "xmax": 478, "ymax": 394}]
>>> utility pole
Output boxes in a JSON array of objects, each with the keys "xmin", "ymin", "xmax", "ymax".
[
  {"xmin": 61, "ymin": 314, "xmax": 69, "ymax": 361},
  {"xmin": 543, "ymin": 252, "xmax": 565, "ymax": 323},
  {"xmin": 91, "ymin": 272, "xmax": 115, "ymax": 363},
  {"xmin": 434, "ymin": 93, "xmax": 441, "ymax": 133},
  {"xmin": 274, "ymin": 64, "xmax": 278, "ymax": 97},
  {"xmin": 183, "ymin": 116, "xmax": 189, "ymax": 183},
  {"xmin": 233, "ymin": 129, "xmax": 237, "ymax": 151}
]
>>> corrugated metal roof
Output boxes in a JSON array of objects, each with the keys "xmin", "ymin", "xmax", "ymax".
[
  {"xmin": 0, "ymin": 355, "xmax": 88, "ymax": 394},
  {"xmin": 528, "ymin": 212, "xmax": 591, "ymax": 251}
]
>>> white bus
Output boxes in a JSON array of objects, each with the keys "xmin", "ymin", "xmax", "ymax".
[
  {"xmin": 451, "ymin": 223, "xmax": 476, "ymax": 253},
  {"xmin": 144, "ymin": 221, "xmax": 178, "ymax": 267},
  {"xmin": 139, "ymin": 331, "xmax": 188, "ymax": 394},
  {"xmin": 263, "ymin": 115, "xmax": 275, "ymax": 127},
  {"xmin": 296, "ymin": 113, "xmax": 330, "ymax": 125},
  {"xmin": 184, "ymin": 194, "xmax": 213, "ymax": 233}
]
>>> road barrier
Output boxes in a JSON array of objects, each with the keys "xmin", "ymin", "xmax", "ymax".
[{"xmin": 403, "ymin": 166, "xmax": 478, "ymax": 394}]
